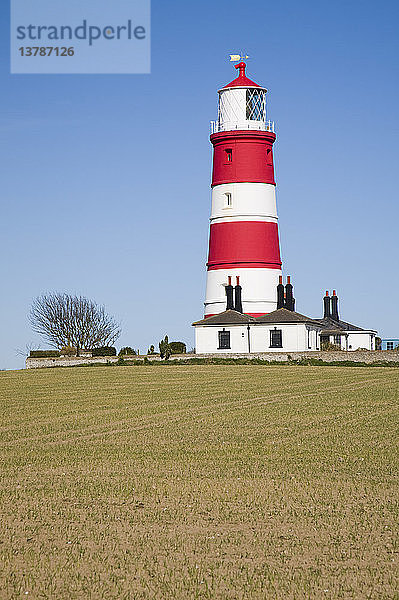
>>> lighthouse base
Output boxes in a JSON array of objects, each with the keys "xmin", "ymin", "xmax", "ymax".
[{"xmin": 204, "ymin": 267, "xmax": 281, "ymax": 317}]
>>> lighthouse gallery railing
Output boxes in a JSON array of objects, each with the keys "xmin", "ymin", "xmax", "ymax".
[{"xmin": 210, "ymin": 120, "xmax": 275, "ymax": 135}]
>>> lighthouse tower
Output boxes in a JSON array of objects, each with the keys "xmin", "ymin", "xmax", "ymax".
[{"xmin": 204, "ymin": 61, "xmax": 282, "ymax": 317}]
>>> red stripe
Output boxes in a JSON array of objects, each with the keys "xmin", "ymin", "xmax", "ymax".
[
  {"xmin": 210, "ymin": 130, "xmax": 276, "ymax": 187},
  {"xmin": 207, "ymin": 221, "xmax": 281, "ymax": 271},
  {"xmin": 207, "ymin": 262, "xmax": 281, "ymax": 270}
]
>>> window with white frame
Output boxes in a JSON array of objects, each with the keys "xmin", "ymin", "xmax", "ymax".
[
  {"xmin": 218, "ymin": 329, "xmax": 231, "ymax": 349},
  {"xmin": 270, "ymin": 328, "xmax": 282, "ymax": 348},
  {"xmin": 334, "ymin": 335, "xmax": 341, "ymax": 346},
  {"xmin": 224, "ymin": 192, "xmax": 232, "ymax": 207},
  {"xmin": 246, "ymin": 89, "xmax": 266, "ymax": 121},
  {"xmin": 387, "ymin": 342, "xmax": 394, "ymax": 350}
]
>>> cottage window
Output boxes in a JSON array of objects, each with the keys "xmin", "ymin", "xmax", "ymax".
[
  {"xmin": 218, "ymin": 330, "xmax": 231, "ymax": 349},
  {"xmin": 334, "ymin": 335, "xmax": 341, "ymax": 345},
  {"xmin": 270, "ymin": 329, "xmax": 282, "ymax": 348},
  {"xmin": 387, "ymin": 342, "xmax": 394, "ymax": 350}
]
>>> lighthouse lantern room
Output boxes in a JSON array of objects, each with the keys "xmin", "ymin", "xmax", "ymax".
[{"xmin": 204, "ymin": 61, "xmax": 282, "ymax": 318}]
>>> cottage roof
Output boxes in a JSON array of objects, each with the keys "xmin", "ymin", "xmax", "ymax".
[
  {"xmin": 315, "ymin": 316, "xmax": 364, "ymax": 332},
  {"xmin": 193, "ymin": 308, "xmax": 321, "ymax": 327},
  {"xmin": 192, "ymin": 310, "xmax": 256, "ymax": 326},
  {"xmin": 255, "ymin": 308, "xmax": 321, "ymax": 325}
]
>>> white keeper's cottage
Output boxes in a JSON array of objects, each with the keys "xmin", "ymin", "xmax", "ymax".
[
  {"xmin": 193, "ymin": 308, "xmax": 321, "ymax": 354},
  {"xmin": 193, "ymin": 289, "xmax": 377, "ymax": 354}
]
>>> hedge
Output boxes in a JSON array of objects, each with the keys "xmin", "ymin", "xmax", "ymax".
[
  {"xmin": 92, "ymin": 346, "xmax": 117, "ymax": 357},
  {"xmin": 169, "ymin": 342, "xmax": 186, "ymax": 354},
  {"xmin": 118, "ymin": 347, "xmax": 137, "ymax": 356},
  {"xmin": 29, "ymin": 350, "xmax": 60, "ymax": 358}
]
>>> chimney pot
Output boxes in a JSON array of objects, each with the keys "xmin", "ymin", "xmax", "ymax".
[
  {"xmin": 225, "ymin": 280, "xmax": 234, "ymax": 310},
  {"xmin": 276, "ymin": 276, "xmax": 285, "ymax": 309},
  {"xmin": 285, "ymin": 277, "xmax": 295, "ymax": 311},
  {"xmin": 331, "ymin": 290, "xmax": 339, "ymax": 320},
  {"xmin": 228, "ymin": 276, "xmax": 231, "ymax": 285},
  {"xmin": 236, "ymin": 276, "xmax": 240, "ymax": 285},
  {"xmin": 323, "ymin": 292, "xmax": 331, "ymax": 318},
  {"xmin": 234, "ymin": 279, "xmax": 243, "ymax": 312}
]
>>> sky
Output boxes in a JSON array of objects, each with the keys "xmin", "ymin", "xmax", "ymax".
[{"xmin": 1, "ymin": 0, "xmax": 398, "ymax": 370}]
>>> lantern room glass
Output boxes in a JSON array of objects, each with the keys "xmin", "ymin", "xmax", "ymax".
[{"xmin": 246, "ymin": 89, "xmax": 266, "ymax": 121}]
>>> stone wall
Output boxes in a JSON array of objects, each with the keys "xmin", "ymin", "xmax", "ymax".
[
  {"xmin": 26, "ymin": 356, "xmax": 120, "ymax": 369},
  {"xmin": 192, "ymin": 351, "xmax": 399, "ymax": 364},
  {"xmin": 26, "ymin": 351, "xmax": 399, "ymax": 369}
]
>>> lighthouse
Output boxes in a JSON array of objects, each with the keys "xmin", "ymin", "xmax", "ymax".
[
  {"xmin": 193, "ymin": 60, "xmax": 378, "ymax": 355},
  {"xmin": 204, "ymin": 61, "xmax": 282, "ymax": 317}
]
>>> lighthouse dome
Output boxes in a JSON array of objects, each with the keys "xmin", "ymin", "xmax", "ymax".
[
  {"xmin": 212, "ymin": 62, "xmax": 274, "ymax": 134},
  {"xmin": 222, "ymin": 62, "xmax": 262, "ymax": 89}
]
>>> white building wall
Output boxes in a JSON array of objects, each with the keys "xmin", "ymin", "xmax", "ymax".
[
  {"xmin": 323, "ymin": 331, "xmax": 376, "ymax": 351},
  {"xmin": 346, "ymin": 331, "xmax": 376, "ymax": 351},
  {"xmin": 251, "ymin": 323, "xmax": 310, "ymax": 353},
  {"xmin": 195, "ymin": 325, "xmax": 249, "ymax": 354},
  {"xmin": 195, "ymin": 323, "xmax": 321, "ymax": 354}
]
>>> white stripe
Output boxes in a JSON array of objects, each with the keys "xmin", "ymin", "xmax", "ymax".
[{"xmin": 211, "ymin": 182, "xmax": 277, "ymax": 221}]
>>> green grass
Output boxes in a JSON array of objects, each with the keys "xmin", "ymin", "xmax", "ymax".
[{"xmin": 0, "ymin": 365, "xmax": 398, "ymax": 599}]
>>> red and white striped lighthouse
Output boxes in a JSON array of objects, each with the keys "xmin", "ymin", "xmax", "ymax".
[{"xmin": 204, "ymin": 61, "xmax": 282, "ymax": 317}]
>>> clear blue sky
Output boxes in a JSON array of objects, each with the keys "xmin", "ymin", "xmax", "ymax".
[{"xmin": 1, "ymin": 0, "xmax": 398, "ymax": 369}]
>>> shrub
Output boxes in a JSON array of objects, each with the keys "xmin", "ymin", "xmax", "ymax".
[
  {"xmin": 321, "ymin": 341, "xmax": 341, "ymax": 352},
  {"xmin": 29, "ymin": 350, "xmax": 60, "ymax": 358},
  {"xmin": 147, "ymin": 345, "xmax": 156, "ymax": 355},
  {"xmin": 159, "ymin": 336, "xmax": 171, "ymax": 360},
  {"xmin": 118, "ymin": 347, "xmax": 136, "ymax": 356},
  {"xmin": 60, "ymin": 346, "xmax": 76, "ymax": 356},
  {"xmin": 169, "ymin": 342, "xmax": 186, "ymax": 354},
  {"xmin": 92, "ymin": 346, "xmax": 117, "ymax": 357}
]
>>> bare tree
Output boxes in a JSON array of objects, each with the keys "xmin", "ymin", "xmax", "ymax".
[
  {"xmin": 29, "ymin": 293, "xmax": 121, "ymax": 351},
  {"xmin": 15, "ymin": 342, "xmax": 40, "ymax": 358}
]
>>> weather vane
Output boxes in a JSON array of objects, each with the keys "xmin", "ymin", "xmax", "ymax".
[{"xmin": 229, "ymin": 52, "xmax": 249, "ymax": 62}]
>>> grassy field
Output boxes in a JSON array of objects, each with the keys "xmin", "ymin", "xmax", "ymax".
[{"xmin": 0, "ymin": 365, "xmax": 398, "ymax": 599}]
